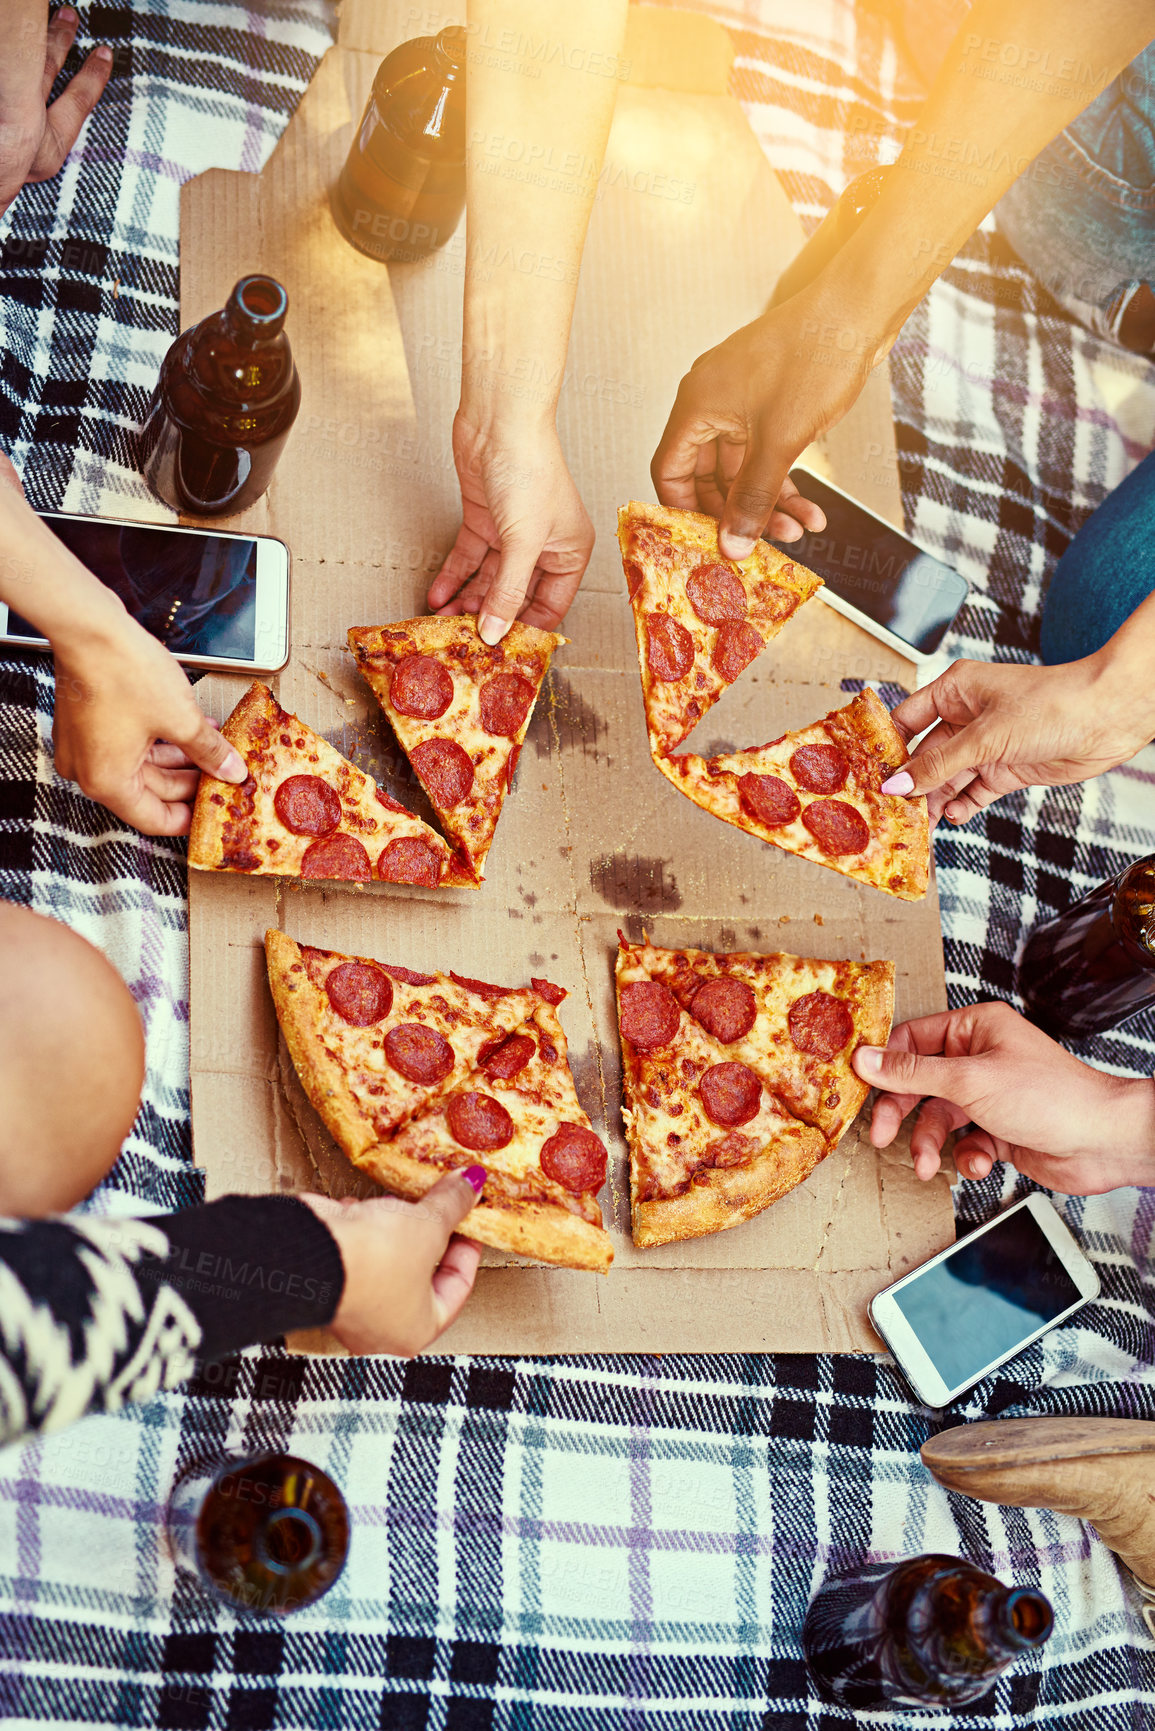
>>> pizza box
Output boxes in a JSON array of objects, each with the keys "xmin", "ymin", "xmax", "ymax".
[{"xmin": 183, "ymin": 0, "xmax": 955, "ymax": 1354}]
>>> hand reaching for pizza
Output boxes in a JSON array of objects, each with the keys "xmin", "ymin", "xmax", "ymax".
[
  {"xmin": 299, "ymin": 1170, "xmax": 484, "ymax": 1355},
  {"xmin": 52, "ymin": 606, "xmax": 250, "ymax": 834},
  {"xmin": 426, "ymin": 414, "xmax": 594, "ymax": 644},
  {"xmin": 0, "ymin": 4, "xmax": 113, "ymax": 218},
  {"xmin": 853, "ymin": 1000, "xmax": 1155, "ymax": 1193},
  {"xmin": 651, "ymin": 296, "xmax": 858, "ymax": 558},
  {"xmin": 882, "ymin": 656, "xmax": 1155, "ymax": 825}
]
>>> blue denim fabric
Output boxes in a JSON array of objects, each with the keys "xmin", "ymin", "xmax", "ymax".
[
  {"xmin": 1040, "ymin": 447, "xmax": 1155, "ymax": 663},
  {"xmin": 994, "ymin": 44, "xmax": 1155, "ymax": 310}
]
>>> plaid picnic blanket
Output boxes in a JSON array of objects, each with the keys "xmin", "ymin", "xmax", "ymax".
[{"xmin": 1, "ymin": 2, "xmax": 1154, "ymax": 1726}]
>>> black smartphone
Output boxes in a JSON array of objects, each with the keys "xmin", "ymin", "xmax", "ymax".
[
  {"xmin": 0, "ymin": 512, "xmax": 291, "ymax": 673},
  {"xmin": 869, "ymin": 1195, "xmax": 1099, "ymax": 1407},
  {"xmin": 769, "ymin": 467, "xmax": 969, "ymax": 659}
]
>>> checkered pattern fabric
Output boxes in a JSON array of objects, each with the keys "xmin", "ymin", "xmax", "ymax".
[{"xmin": 0, "ymin": 1, "xmax": 1154, "ymax": 1726}]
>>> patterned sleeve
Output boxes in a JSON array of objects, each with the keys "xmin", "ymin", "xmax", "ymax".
[{"xmin": 0, "ymin": 1195, "xmax": 344, "ymax": 1446}]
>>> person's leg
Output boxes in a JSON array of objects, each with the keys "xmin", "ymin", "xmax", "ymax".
[
  {"xmin": 0, "ymin": 902, "xmax": 143, "ymax": 1214},
  {"xmin": 1040, "ymin": 449, "xmax": 1155, "ymax": 664}
]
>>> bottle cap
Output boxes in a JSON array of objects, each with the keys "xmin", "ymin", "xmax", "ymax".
[{"xmin": 227, "ymin": 275, "xmax": 289, "ymax": 341}]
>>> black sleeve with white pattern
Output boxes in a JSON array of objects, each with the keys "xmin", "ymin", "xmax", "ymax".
[{"xmin": 0, "ymin": 1194, "xmax": 344, "ymax": 1446}]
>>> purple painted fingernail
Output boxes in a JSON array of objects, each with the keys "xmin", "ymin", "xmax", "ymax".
[
  {"xmin": 463, "ymin": 1165, "xmax": 487, "ymax": 1194},
  {"xmin": 881, "ymin": 770, "xmax": 914, "ymax": 796}
]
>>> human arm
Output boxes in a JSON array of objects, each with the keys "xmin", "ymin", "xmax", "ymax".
[
  {"xmin": 426, "ymin": 0, "xmax": 629, "ymax": 642},
  {"xmin": 0, "ymin": 456, "xmax": 248, "ymax": 832},
  {"xmin": 853, "ymin": 1000, "xmax": 1155, "ymax": 1190},
  {"xmin": 0, "ymin": 1173, "xmax": 483, "ymax": 1444},
  {"xmin": 652, "ymin": 0, "xmax": 1155, "ymax": 558},
  {"xmin": 0, "ymin": 1, "xmax": 113, "ymax": 217},
  {"xmin": 880, "ymin": 592, "xmax": 1155, "ymax": 822}
]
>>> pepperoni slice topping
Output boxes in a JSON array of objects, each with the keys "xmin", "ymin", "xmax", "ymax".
[
  {"xmin": 540, "ymin": 1122, "xmax": 608, "ymax": 1194},
  {"xmin": 377, "ymin": 836, "xmax": 443, "ymax": 887},
  {"xmin": 802, "ymin": 799, "xmax": 870, "ymax": 857},
  {"xmin": 480, "ymin": 671, "xmax": 535, "ymax": 738},
  {"xmin": 480, "ymin": 1033, "xmax": 536, "ymax": 1081},
  {"xmin": 788, "ymin": 992, "xmax": 854, "ymax": 1060},
  {"xmin": 383, "ymin": 964, "xmax": 436, "ymax": 986},
  {"xmin": 790, "ymin": 744, "xmax": 849, "ymax": 795},
  {"xmin": 738, "ymin": 773, "xmax": 801, "ymax": 830},
  {"xmin": 273, "ymin": 775, "xmax": 341, "ymax": 837},
  {"xmin": 384, "ymin": 1023, "xmax": 455, "ymax": 1085},
  {"xmin": 324, "ymin": 961, "xmax": 393, "ymax": 1027},
  {"xmin": 645, "ymin": 612, "xmax": 694, "ymax": 682},
  {"xmin": 389, "ymin": 654, "xmax": 453, "ymax": 720},
  {"xmin": 685, "ymin": 561, "xmax": 747, "ymax": 626},
  {"xmin": 450, "ymin": 972, "xmax": 513, "ymax": 1001},
  {"xmin": 446, "ymin": 1091, "xmax": 514, "ymax": 1152},
  {"xmin": 691, "ymin": 976, "xmax": 757, "ymax": 1044},
  {"xmin": 410, "ymin": 738, "xmax": 475, "ymax": 809},
  {"xmin": 711, "ymin": 619, "xmax": 762, "ymax": 685},
  {"xmin": 619, "ymin": 980, "xmax": 680, "ymax": 1050},
  {"xmin": 531, "ymin": 977, "xmax": 567, "ymax": 1006},
  {"xmin": 624, "ymin": 558, "xmax": 645, "ymax": 599},
  {"xmin": 300, "ymin": 833, "xmax": 372, "ymax": 879},
  {"xmin": 699, "ymin": 1062, "xmax": 762, "ymax": 1128}
]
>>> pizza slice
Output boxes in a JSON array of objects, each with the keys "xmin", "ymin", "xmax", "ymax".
[
  {"xmin": 618, "ymin": 500, "xmax": 822, "ymax": 755},
  {"xmin": 653, "ymin": 687, "xmax": 929, "ymax": 900},
  {"xmin": 267, "ymin": 931, "xmax": 612, "ymax": 1272},
  {"xmin": 615, "ymin": 938, "xmax": 828, "ymax": 1248},
  {"xmin": 265, "ymin": 930, "xmax": 543, "ymax": 1150},
  {"xmin": 347, "ymin": 615, "xmax": 563, "ymax": 882},
  {"xmin": 623, "ymin": 935, "xmax": 894, "ymax": 1145},
  {"xmin": 378, "ymin": 989, "xmax": 613, "ymax": 1272},
  {"xmin": 189, "ymin": 682, "xmax": 472, "ymax": 887}
]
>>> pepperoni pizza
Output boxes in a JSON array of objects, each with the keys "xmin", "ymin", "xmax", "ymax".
[
  {"xmin": 654, "ymin": 687, "xmax": 930, "ymax": 900},
  {"xmin": 617, "ymin": 500, "xmax": 823, "ymax": 755},
  {"xmin": 616, "ymin": 934, "xmax": 895, "ymax": 1246},
  {"xmin": 189, "ymin": 682, "xmax": 472, "ymax": 886},
  {"xmin": 348, "ymin": 615, "xmax": 562, "ymax": 883},
  {"xmin": 266, "ymin": 930, "xmax": 613, "ymax": 1273}
]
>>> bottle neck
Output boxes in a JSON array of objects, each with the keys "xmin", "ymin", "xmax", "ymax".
[
  {"xmin": 224, "ymin": 275, "xmax": 289, "ymax": 344},
  {"xmin": 892, "ymin": 1561, "xmax": 1053, "ymax": 1677}
]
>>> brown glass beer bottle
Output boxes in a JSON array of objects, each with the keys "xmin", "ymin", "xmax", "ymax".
[
  {"xmin": 802, "ymin": 1553, "xmax": 1053, "ymax": 1710},
  {"xmin": 1017, "ymin": 855, "xmax": 1155, "ymax": 1039},
  {"xmin": 168, "ymin": 1453, "xmax": 349, "ymax": 1615},
  {"xmin": 331, "ymin": 26, "xmax": 467, "ymax": 263},
  {"xmin": 140, "ymin": 275, "xmax": 300, "ymax": 516}
]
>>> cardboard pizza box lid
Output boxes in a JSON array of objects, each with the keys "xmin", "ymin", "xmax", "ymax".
[{"xmin": 184, "ymin": 0, "xmax": 954, "ymax": 1354}]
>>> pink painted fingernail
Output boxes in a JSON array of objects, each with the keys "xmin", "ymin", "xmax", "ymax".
[
  {"xmin": 463, "ymin": 1165, "xmax": 487, "ymax": 1194},
  {"xmin": 881, "ymin": 770, "xmax": 914, "ymax": 796}
]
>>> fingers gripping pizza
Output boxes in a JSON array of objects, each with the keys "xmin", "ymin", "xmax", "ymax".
[
  {"xmin": 348, "ymin": 615, "xmax": 562, "ymax": 883},
  {"xmin": 616, "ymin": 935, "xmax": 894, "ymax": 1247},
  {"xmin": 617, "ymin": 500, "xmax": 823, "ymax": 755},
  {"xmin": 189, "ymin": 682, "xmax": 471, "ymax": 886},
  {"xmin": 654, "ymin": 687, "xmax": 930, "ymax": 900},
  {"xmin": 266, "ymin": 930, "xmax": 613, "ymax": 1273}
]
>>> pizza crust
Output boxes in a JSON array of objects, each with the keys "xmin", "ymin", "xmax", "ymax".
[
  {"xmin": 630, "ymin": 1135, "xmax": 828, "ymax": 1248},
  {"xmin": 265, "ymin": 928, "xmax": 382, "ymax": 1163},
  {"xmin": 353, "ymin": 1138, "xmax": 612, "ymax": 1273}
]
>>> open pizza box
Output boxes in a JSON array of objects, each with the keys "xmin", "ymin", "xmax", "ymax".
[{"xmin": 184, "ymin": 0, "xmax": 955, "ymax": 1354}]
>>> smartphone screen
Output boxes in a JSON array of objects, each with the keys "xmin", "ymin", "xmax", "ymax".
[
  {"xmin": 771, "ymin": 469, "xmax": 969, "ymax": 655},
  {"xmin": 5, "ymin": 515, "xmax": 284, "ymax": 667},
  {"xmin": 888, "ymin": 1205, "xmax": 1083, "ymax": 1394}
]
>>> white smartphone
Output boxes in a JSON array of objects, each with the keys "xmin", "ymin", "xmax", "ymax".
[
  {"xmin": 0, "ymin": 512, "xmax": 291, "ymax": 673},
  {"xmin": 869, "ymin": 1194, "xmax": 1100, "ymax": 1408},
  {"xmin": 768, "ymin": 466, "xmax": 970, "ymax": 662}
]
